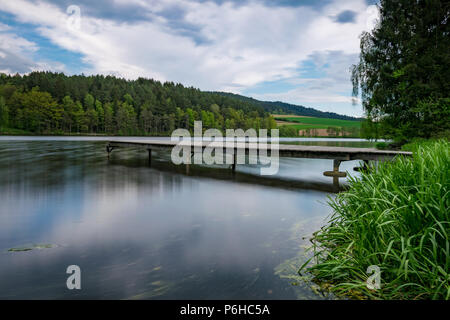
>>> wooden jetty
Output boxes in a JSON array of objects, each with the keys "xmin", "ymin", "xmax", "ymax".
[{"xmin": 106, "ymin": 139, "xmax": 412, "ymax": 178}]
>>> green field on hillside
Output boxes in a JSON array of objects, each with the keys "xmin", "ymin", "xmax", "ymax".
[
  {"xmin": 275, "ymin": 116, "xmax": 361, "ymax": 128},
  {"xmin": 274, "ymin": 115, "xmax": 362, "ymax": 137}
]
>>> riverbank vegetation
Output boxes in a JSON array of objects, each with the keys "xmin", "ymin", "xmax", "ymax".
[
  {"xmin": 301, "ymin": 140, "xmax": 449, "ymax": 299},
  {"xmin": 301, "ymin": 0, "xmax": 450, "ymax": 300}
]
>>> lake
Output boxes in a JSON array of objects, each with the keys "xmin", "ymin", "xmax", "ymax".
[{"xmin": 0, "ymin": 137, "xmax": 376, "ymax": 299}]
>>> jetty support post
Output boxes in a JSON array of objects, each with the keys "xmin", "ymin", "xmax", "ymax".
[
  {"xmin": 353, "ymin": 159, "xmax": 370, "ymax": 172},
  {"xmin": 186, "ymin": 151, "xmax": 195, "ymax": 175},
  {"xmin": 106, "ymin": 144, "xmax": 114, "ymax": 159},
  {"xmin": 147, "ymin": 149, "xmax": 152, "ymax": 166},
  {"xmin": 323, "ymin": 159, "xmax": 347, "ymax": 178},
  {"xmin": 231, "ymin": 151, "xmax": 237, "ymax": 173},
  {"xmin": 364, "ymin": 159, "xmax": 369, "ymax": 169},
  {"xmin": 324, "ymin": 159, "xmax": 347, "ymax": 187}
]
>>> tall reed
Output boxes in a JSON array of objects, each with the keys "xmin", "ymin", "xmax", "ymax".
[{"xmin": 302, "ymin": 140, "xmax": 449, "ymax": 299}]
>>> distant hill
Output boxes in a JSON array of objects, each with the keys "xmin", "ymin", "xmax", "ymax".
[{"xmin": 213, "ymin": 92, "xmax": 360, "ymax": 121}]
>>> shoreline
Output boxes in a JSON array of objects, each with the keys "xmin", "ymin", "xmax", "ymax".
[{"xmin": 0, "ymin": 132, "xmax": 364, "ymax": 139}]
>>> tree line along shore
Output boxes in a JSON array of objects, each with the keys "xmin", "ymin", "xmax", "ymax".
[{"xmin": 0, "ymin": 72, "xmax": 279, "ymax": 137}]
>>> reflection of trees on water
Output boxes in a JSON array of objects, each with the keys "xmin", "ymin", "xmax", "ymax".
[{"xmin": 0, "ymin": 140, "xmax": 346, "ymax": 195}]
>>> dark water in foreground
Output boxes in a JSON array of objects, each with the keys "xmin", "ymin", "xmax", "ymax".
[{"xmin": 0, "ymin": 137, "xmax": 374, "ymax": 299}]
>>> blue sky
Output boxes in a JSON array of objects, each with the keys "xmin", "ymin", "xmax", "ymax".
[{"xmin": 0, "ymin": 0, "xmax": 379, "ymax": 116}]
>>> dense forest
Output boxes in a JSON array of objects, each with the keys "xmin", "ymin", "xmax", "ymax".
[{"xmin": 0, "ymin": 72, "xmax": 279, "ymax": 136}]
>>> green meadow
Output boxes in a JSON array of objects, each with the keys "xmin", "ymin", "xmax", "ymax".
[
  {"xmin": 274, "ymin": 115, "xmax": 362, "ymax": 137},
  {"xmin": 275, "ymin": 116, "xmax": 361, "ymax": 128}
]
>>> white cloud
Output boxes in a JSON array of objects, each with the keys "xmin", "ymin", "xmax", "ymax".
[
  {"xmin": 0, "ymin": 0, "xmax": 376, "ymax": 115},
  {"xmin": 0, "ymin": 22, "xmax": 11, "ymax": 31},
  {"xmin": 0, "ymin": 27, "xmax": 69, "ymax": 74},
  {"xmin": 0, "ymin": 30, "xmax": 38, "ymax": 73},
  {"xmin": 249, "ymin": 50, "xmax": 363, "ymax": 115}
]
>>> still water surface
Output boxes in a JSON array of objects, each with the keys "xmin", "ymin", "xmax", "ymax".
[{"xmin": 0, "ymin": 137, "xmax": 375, "ymax": 299}]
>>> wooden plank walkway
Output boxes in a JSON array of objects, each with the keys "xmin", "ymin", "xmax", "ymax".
[{"xmin": 106, "ymin": 139, "xmax": 412, "ymax": 178}]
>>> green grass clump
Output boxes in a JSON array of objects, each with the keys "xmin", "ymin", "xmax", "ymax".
[
  {"xmin": 302, "ymin": 140, "xmax": 449, "ymax": 299},
  {"xmin": 375, "ymin": 142, "xmax": 388, "ymax": 150}
]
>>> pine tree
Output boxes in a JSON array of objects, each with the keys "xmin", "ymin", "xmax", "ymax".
[
  {"xmin": 0, "ymin": 96, "xmax": 8, "ymax": 129},
  {"xmin": 104, "ymin": 102, "xmax": 115, "ymax": 134},
  {"xmin": 62, "ymin": 95, "xmax": 76, "ymax": 133},
  {"xmin": 95, "ymin": 100, "xmax": 104, "ymax": 133}
]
